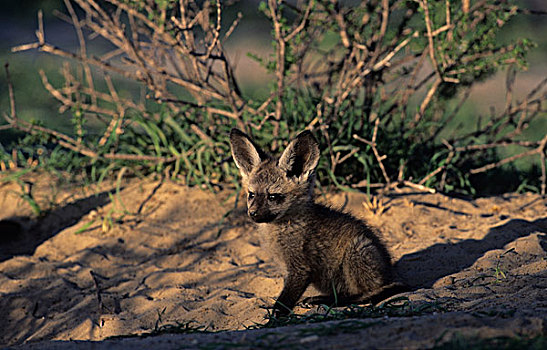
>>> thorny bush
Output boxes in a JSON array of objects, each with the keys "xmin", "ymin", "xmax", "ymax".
[{"xmin": 2, "ymin": 0, "xmax": 546, "ymax": 196}]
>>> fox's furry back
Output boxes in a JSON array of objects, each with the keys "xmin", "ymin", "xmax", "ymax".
[{"xmin": 258, "ymin": 202, "xmax": 393, "ymax": 297}]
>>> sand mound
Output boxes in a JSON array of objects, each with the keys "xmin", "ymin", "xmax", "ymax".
[{"xmin": 0, "ymin": 177, "xmax": 545, "ymax": 348}]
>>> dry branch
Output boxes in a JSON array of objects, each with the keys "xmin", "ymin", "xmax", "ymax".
[{"xmin": 2, "ymin": 0, "xmax": 545, "ymax": 195}]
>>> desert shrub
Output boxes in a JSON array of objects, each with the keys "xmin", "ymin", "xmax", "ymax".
[{"xmin": 1, "ymin": 0, "xmax": 546, "ymax": 195}]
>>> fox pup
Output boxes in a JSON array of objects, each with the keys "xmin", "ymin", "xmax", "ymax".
[{"xmin": 230, "ymin": 128, "xmax": 398, "ymax": 316}]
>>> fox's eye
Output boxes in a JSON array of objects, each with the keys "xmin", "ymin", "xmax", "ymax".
[
  {"xmin": 248, "ymin": 191, "xmax": 255, "ymax": 199},
  {"xmin": 268, "ymin": 193, "xmax": 284, "ymax": 202}
]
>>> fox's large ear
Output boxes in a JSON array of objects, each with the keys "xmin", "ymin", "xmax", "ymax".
[
  {"xmin": 278, "ymin": 130, "xmax": 319, "ymax": 180},
  {"xmin": 230, "ymin": 129, "xmax": 267, "ymax": 177}
]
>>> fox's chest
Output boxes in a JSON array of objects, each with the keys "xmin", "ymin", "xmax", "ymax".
[
  {"xmin": 259, "ymin": 220, "xmax": 308, "ymax": 247},
  {"xmin": 257, "ymin": 222, "xmax": 308, "ymax": 259}
]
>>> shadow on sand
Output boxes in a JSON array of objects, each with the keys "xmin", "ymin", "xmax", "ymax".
[
  {"xmin": 0, "ymin": 190, "xmax": 113, "ymax": 262},
  {"xmin": 395, "ymin": 217, "xmax": 547, "ymax": 288}
]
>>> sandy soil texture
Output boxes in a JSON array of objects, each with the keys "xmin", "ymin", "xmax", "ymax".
[{"xmin": 0, "ymin": 176, "xmax": 545, "ymax": 349}]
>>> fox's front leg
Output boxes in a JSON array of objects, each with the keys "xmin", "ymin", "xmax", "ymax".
[{"xmin": 273, "ymin": 269, "xmax": 310, "ymax": 317}]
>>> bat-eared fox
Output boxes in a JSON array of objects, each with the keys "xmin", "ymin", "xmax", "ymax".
[{"xmin": 230, "ymin": 128, "xmax": 404, "ymax": 317}]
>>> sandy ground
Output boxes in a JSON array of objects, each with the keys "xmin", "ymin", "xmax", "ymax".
[{"xmin": 0, "ymin": 174, "xmax": 545, "ymax": 349}]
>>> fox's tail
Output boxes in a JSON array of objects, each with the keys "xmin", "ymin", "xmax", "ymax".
[
  {"xmin": 302, "ymin": 282, "xmax": 410, "ymax": 307},
  {"xmin": 363, "ymin": 282, "xmax": 411, "ymax": 305}
]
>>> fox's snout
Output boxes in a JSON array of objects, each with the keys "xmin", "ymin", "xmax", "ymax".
[
  {"xmin": 248, "ymin": 209, "xmax": 276, "ymax": 223},
  {"xmin": 247, "ymin": 196, "xmax": 277, "ymax": 223}
]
